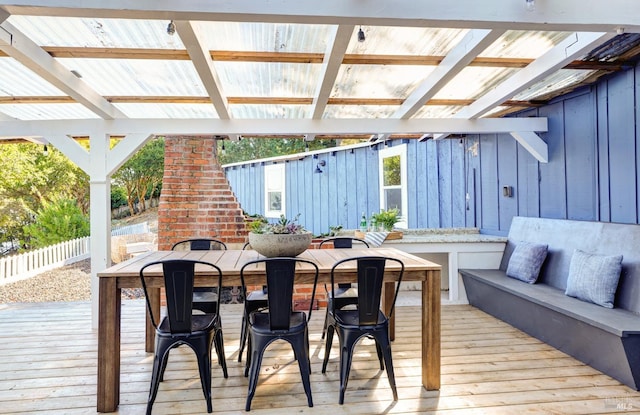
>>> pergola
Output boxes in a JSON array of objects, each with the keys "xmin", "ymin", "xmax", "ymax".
[{"xmin": 0, "ymin": 0, "xmax": 638, "ymax": 325}]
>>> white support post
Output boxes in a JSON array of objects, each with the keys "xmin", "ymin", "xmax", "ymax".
[
  {"xmin": 510, "ymin": 131, "xmax": 548, "ymax": 163},
  {"xmin": 89, "ymin": 131, "xmax": 111, "ymax": 329}
]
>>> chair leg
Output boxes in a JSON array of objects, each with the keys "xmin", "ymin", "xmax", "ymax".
[
  {"xmin": 338, "ymin": 330, "xmax": 359, "ymax": 405},
  {"xmin": 194, "ymin": 336, "xmax": 214, "ymax": 413},
  {"xmin": 321, "ymin": 324, "xmax": 335, "ymax": 373},
  {"xmin": 213, "ymin": 328, "xmax": 228, "ymax": 378},
  {"xmin": 321, "ymin": 307, "xmax": 329, "ymax": 339},
  {"xmin": 376, "ymin": 332, "xmax": 398, "ymax": 401},
  {"xmin": 292, "ymin": 333, "xmax": 313, "ymax": 407},
  {"xmin": 375, "ymin": 339, "xmax": 384, "ymax": 370},
  {"xmin": 238, "ymin": 312, "xmax": 247, "ymax": 362},
  {"xmin": 245, "ymin": 334, "xmax": 266, "ymax": 411}
]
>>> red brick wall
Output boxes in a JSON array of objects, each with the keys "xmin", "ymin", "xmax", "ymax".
[{"xmin": 157, "ymin": 136, "xmax": 248, "ymax": 250}]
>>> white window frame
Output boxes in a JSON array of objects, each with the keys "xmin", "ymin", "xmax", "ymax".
[
  {"xmin": 264, "ymin": 163, "xmax": 285, "ymax": 218},
  {"xmin": 378, "ymin": 144, "xmax": 408, "ymax": 229}
]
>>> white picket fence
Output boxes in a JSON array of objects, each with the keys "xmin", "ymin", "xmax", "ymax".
[
  {"xmin": 0, "ymin": 221, "xmax": 150, "ymax": 286},
  {"xmin": 0, "ymin": 237, "xmax": 90, "ymax": 286}
]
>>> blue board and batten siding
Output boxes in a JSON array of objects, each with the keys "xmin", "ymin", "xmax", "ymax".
[{"xmin": 225, "ymin": 63, "xmax": 640, "ymax": 236}]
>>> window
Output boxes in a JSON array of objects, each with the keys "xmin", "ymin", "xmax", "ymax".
[
  {"xmin": 378, "ymin": 144, "xmax": 407, "ymax": 229},
  {"xmin": 264, "ymin": 163, "xmax": 285, "ymax": 218}
]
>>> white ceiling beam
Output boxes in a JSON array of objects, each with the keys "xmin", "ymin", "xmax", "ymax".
[
  {"xmin": 175, "ymin": 21, "xmax": 230, "ymax": 119},
  {"xmin": 46, "ymin": 134, "xmax": 91, "ymax": 172},
  {"xmin": 107, "ymin": 134, "xmax": 154, "ymax": 175},
  {"xmin": 0, "ymin": 21, "xmax": 126, "ymax": 120},
  {"xmin": 375, "ymin": 29, "xmax": 503, "ymax": 143},
  {"xmin": 2, "ymin": 1, "xmax": 639, "ymax": 33},
  {"xmin": 0, "ymin": 117, "xmax": 547, "ymax": 137},
  {"xmin": 510, "ymin": 131, "xmax": 548, "ymax": 163},
  {"xmin": 454, "ymin": 31, "xmax": 617, "ymax": 120},
  {"xmin": 175, "ymin": 21, "xmax": 238, "ymax": 142},
  {"xmin": 311, "ymin": 24, "xmax": 354, "ymax": 119},
  {"xmin": 394, "ymin": 29, "xmax": 504, "ymax": 120}
]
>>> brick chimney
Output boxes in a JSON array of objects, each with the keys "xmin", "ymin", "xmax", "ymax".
[{"xmin": 157, "ymin": 135, "xmax": 247, "ymax": 250}]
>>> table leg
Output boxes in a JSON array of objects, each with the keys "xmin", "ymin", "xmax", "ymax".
[
  {"xmin": 384, "ymin": 281, "xmax": 396, "ymax": 340},
  {"xmin": 145, "ymin": 287, "xmax": 160, "ymax": 352},
  {"xmin": 97, "ymin": 278, "xmax": 121, "ymax": 412},
  {"xmin": 422, "ymin": 270, "xmax": 441, "ymax": 390}
]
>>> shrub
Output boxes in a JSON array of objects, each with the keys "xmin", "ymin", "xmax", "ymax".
[{"xmin": 23, "ymin": 198, "xmax": 90, "ymax": 248}]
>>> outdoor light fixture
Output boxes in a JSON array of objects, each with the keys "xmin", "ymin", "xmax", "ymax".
[
  {"xmin": 43, "ymin": 145, "xmax": 49, "ymax": 156},
  {"xmin": 315, "ymin": 160, "xmax": 326, "ymax": 174},
  {"xmin": 305, "ymin": 141, "xmax": 309, "ymax": 152},
  {"xmin": 166, "ymin": 20, "xmax": 176, "ymax": 36},
  {"xmin": 525, "ymin": 0, "xmax": 535, "ymax": 11},
  {"xmin": 357, "ymin": 27, "xmax": 365, "ymax": 42},
  {"xmin": 221, "ymin": 141, "xmax": 226, "ymax": 155}
]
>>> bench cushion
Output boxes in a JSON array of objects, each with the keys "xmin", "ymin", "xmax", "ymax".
[
  {"xmin": 461, "ymin": 269, "xmax": 640, "ymax": 337},
  {"xmin": 565, "ymin": 249, "xmax": 623, "ymax": 309},
  {"xmin": 506, "ymin": 241, "xmax": 548, "ymax": 283}
]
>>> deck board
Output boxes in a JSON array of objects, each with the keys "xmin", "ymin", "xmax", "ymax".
[{"xmin": 1, "ymin": 300, "xmax": 639, "ymax": 414}]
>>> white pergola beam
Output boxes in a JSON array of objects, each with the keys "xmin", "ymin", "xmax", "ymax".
[
  {"xmin": 176, "ymin": 20, "xmax": 230, "ymax": 120},
  {"xmin": 510, "ymin": 131, "xmax": 548, "ymax": 163},
  {"xmin": 394, "ymin": 29, "xmax": 504, "ymax": 120},
  {"xmin": 0, "ymin": 21, "xmax": 126, "ymax": 120},
  {"xmin": 46, "ymin": 135, "xmax": 91, "ymax": 172},
  {"xmin": 107, "ymin": 134, "xmax": 154, "ymax": 175},
  {"xmin": 0, "ymin": 117, "xmax": 547, "ymax": 137},
  {"xmin": 175, "ymin": 20, "xmax": 238, "ymax": 142},
  {"xmin": 1, "ymin": 1, "xmax": 639, "ymax": 33},
  {"xmin": 456, "ymin": 31, "xmax": 617, "ymax": 120},
  {"xmin": 311, "ymin": 24, "xmax": 353, "ymax": 119}
]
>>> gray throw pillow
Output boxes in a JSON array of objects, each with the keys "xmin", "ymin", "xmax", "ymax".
[
  {"xmin": 565, "ymin": 249, "xmax": 623, "ymax": 308},
  {"xmin": 506, "ymin": 242, "xmax": 548, "ymax": 283}
]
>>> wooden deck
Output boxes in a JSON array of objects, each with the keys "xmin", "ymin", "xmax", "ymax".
[{"xmin": 1, "ymin": 300, "xmax": 639, "ymax": 414}]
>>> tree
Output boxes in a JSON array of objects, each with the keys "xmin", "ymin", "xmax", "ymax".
[
  {"xmin": 218, "ymin": 137, "xmax": 337, "ymax": 164},
  {"xmin": 112, "ymin": 137, "xmax": 164, "ymax": 216},
  {"xmin": 0, "ymin": 143, "xmax": 89, "ymax": 248},
  {"xmin": 22, "ymin": 198, "xmax": 90, "ymax": 248}
]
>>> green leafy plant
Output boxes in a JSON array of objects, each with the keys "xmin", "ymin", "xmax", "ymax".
[
  {"xmin": 249, "ymin": 213, "xmax": 308, "ymax": 234},
  {"xmin": 22, "ymin": 198, "xmax": 90, "ymax": 248},
  {"xmin": 372, "ymin": 208, "xmax": 400, "ymax": 231}
]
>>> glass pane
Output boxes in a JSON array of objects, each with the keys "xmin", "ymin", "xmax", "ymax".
[
  {"xmin": 383, "ymin": 155, "xmax": 401, "ymax": 186},
  {"xmin": 384, "ymin": 189, "xmax": 402, "ymax": 215},
  {"xmin": 268, "ymin": 192, "xmax": 282, "ymax": 211}
]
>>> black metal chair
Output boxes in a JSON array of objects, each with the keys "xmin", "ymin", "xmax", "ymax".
[
  {"xmin": 171, "ymin": 238, "xmax": 227, "ymax": 314},
  {"xmin": 237, "ymin": 241, "xmax": 269, "ymax": 363},
  {"xmin": 318, "ymin": 237, "xmax": 370, "ymax": 339},
  {"xmin": 321, "ymin": 256, "xmax": 404, "ymax": 404},
  {"xmin": 240, "ymin": 257, "xmax": 319, "ymax": 411},
  {"xmin": 139, "ymin": 259, "xmax": 228, "ymax": 415}
]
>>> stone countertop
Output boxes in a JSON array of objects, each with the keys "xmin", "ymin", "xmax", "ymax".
[{"xmin": 346, "ymin": 228, "xmax": 507, "ymax": 244}]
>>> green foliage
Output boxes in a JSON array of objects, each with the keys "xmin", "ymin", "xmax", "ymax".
[
  {"xmin": 0, "ymin": 143, "xmax": 89, "ymax": 247},
  {"xmin": 110, "ymin": 187, "xmax": 128, "ymax": 209},
  {"xmin": 371, "ymin": 208, "xmax": 399, "ymax": 231},
  {"xmin": 112, "ymin": 137, "xmax": 164, "ymax": 215},
  {"xmin": 382, "ymin": 155, "xmax": 401, "ymax": 186},
  {"xmin": 23, "ymin": 198, "xmax": 90, "ymax": 248},
  {"xmin": 218, "ymin": 138, "xmax": 337, "ymax": 164},
  {"xmin": 250, "ymin": 213, "xmax": 307, "ymax": 234}
]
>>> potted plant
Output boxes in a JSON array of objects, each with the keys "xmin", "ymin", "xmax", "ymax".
[
  {"xmin": 372, "ymin": 208, "xmax": 400, "ymax": 231},
  {"xmin": 248, "ymin": 213, "xmax": 312, "ymax": 257}
]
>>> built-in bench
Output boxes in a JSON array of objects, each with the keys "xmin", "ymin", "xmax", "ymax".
[{"xmin": 460, "ymin": 217, "xmax": 640, "ymax": 390}]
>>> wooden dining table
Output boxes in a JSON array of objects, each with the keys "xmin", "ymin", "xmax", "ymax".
[{"xmin": 96, "ymin": 247, "xmax": 441, "ymax": 412}]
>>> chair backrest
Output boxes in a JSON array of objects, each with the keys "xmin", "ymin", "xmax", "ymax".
[
  {"xmin": 330, "ymin": 256, "xmax": 404, "ymax": 324},
  {"xmin": 319, "ymin": 237, "xmax": 370, "ymax": 249},
  {"xmin": 240, "ymin": 257, "xmax": 319, "ymax": 331},
  {"xmin": 140, "ymin": 259, "xmax": 223, "ymax": 332},
  {"xmin": 171, "ymin": 238, "xmax": 227, "ymax": 251}
]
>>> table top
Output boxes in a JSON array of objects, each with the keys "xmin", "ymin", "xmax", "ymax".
[{"xmin": 98, "ymin": 247, "xmax": 440, "ymax": 282}]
